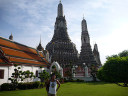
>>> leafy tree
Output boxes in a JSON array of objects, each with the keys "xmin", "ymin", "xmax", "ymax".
[
  {"xmin": 118, "ymin": 50, "xmax": 128, "ymax": 57},
  {"xmin": 106, "ymin": 50, "xmax": 128, "ymax": 59},
  {"xmin": 52, "ymin": 65, "xmax": 56, "ymax": 69},
  {"xmin": 51, "ymin": 65, "xmax": 61, "ymax": 79},
  {"xmin": 23, "ymin": 70, "xmax": 35, "ymax": 82},
  {"xmin": 9, "ymin": 64, "xmax": 36, "ymax": 86},
  {"xmin": 106, "ymin": 54, "xmax": 118, "ymax": 60},
  {"xmin": 54, "ymin": 70, "xmax": 62, "ymax": 79},
  {"xmin": 97, "ymin": 67, "xmax": 104, "ymax": 81},
  {"xmin": 90, "ymin": 64, "xmax": 98, "ymax": 82},
  {"xmin": 38, "ymin": 70, "xmax": 50, "ymax": 82},
  {"xmin": 8, "ymin": 64, "xmax": 23, "ymax": 88},
  {"xmin": 97, "ymin": 56, "xmax": 128, "ymax": 87},
  {"xmin": 65, "ymin": 62, "xmax": 73, "ymax": 80}
]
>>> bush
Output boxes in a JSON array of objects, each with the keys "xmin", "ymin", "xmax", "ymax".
[
  {"xmin": 67, "ymin": 78, "xmax": 75, "ymax": 82},
  {"xmin": 1, "ymin": 83, "xmax": 16, "ymax": 91},
  {"xmin": 76, "ymin": 79, "xmax": 84, "ymax": 82},
  {"xmin": 18, "ymin": 83, "xmax": 33, "ymax": 90},
  {"xmin": 64, "ymin": 78, "xmax": 68, "ymax": 82},
  {"xmin": 33, "ymin": 81, "xmax": 41, "ymax": 88},
  {"xmin": 40, "ymin": 82, "xmax": 44, "ymax": 88},
  {"xmin": 18, "ymin": 83, "xmax": 27, "ymax": 90},
  {"xmin": 18, "ymin": 81, "xmax": 41, "ymax": 90},
  {"xmin": 97, "ymin": 67, "xmax": 105, "ymax": 81},
  {"xmin": 70, "ymin": 79, "xmax": 76, "ymax": 82},
  {"xmin": 27, "ymin": 83, "xmax": 34, "ymax": 89},
  {"xmin": 97, "ymin": 56, "xmax": 128, "ymax": 87},
  {"xmin": 59, "ymin": 78, "xmax": 64, "ymax": 83},
  {"xmin": 76, "ymin": 79, "xmax": 80, "ymax": 82}
]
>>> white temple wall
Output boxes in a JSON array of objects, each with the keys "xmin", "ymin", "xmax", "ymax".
[
  {"xmin": 0, "ymin": 66, "xmax": 46, "ymax": 85},
  {"xmin": 0, "ymin": 66, "xmax": 9, "ymax": 85}
]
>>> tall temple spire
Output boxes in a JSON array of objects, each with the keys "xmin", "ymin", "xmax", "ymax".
[
  {"xmin": 58, "ymin": 0, "xmax": 63, "ymax": 17},
  {"xmin": 51, "ymin": 0, "xmax": 70, "ymax": 42},
  {"xmin": 93, "ymin": 43, "xmax": 102, "ymax": 66},
  {"xmin": 46, "ymin": 1, "xmax": 78, "ymax": 66},
  {"xmin": 82, "ymin": 17, "xmax": 88, "ymax": 32},
  {"xmin": 79, "ymin": 18, "xmax": 97, "ymax": 67},
  {"xmin": 81, "ymin": 18, "xmax": 89, "ymax": 45},
  {"xmin": 94, "ymin": 43, "xmax": 98, "ymax": 52}
]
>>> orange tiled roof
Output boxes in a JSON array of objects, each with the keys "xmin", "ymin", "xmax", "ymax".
[
  {"xmin": 0, "ymin": 59, "xmax": 4, "ymax": 63},
  {"xmin": 0, "ymin": 37, "xmax": 48, "ymax": 67}
]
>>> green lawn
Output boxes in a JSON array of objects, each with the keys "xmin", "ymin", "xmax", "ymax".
[{"xmin": 0, "ymin": 82, "xmax": 128, "ymax": 96}]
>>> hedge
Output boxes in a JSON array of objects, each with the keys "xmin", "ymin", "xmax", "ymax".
[
  {"xmin": 18, "ymin": 81, "xmax": 41, "ymax": 90},
  {"xmin": 1, "ymin": 83, "xmax": 16, "ymax": 91},
  {"xmin": 0, "ymin": 81, "xmax": 41, "ymax": 91}
]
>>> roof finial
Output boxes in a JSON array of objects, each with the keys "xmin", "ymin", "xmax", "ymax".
[
  {"xmin": 83, "ymin": 14, "xmax": 84, "ymax": 19},
  {"xmin": 37, "ymin": 35, "xmax": 44, "ymax": 51},
  {"xmin": 9, "ymin": 32, "xmax": 13, "ymax": 40},
  {"xmin": 60, "ymin": 0, "xmax": 61, "ymax": 3},
  {"xmin": 40, "ymin": 35, "xmax": 41, "ymax": 44}
]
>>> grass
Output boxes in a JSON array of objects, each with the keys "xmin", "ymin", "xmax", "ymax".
[{"xmin": 0, "ymin": 82, "xmax": 128, "ymax": 96}]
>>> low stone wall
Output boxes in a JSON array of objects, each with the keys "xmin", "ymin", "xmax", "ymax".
[
  {"xmin": 73, "ymin": 77, "xmax": 100, "ymax": 82},
  {"xmin": 73, "ymin": 77, "xmax": 93, "ymax": 82}
]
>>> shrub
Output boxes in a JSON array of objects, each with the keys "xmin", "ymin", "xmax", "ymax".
[
  {"xmin": 76, "ymin": 79, "xmax": 84, "ymax": 82},
  {"xmin": 64, "ymin": 78, "xmax": 68, "ymax": 82},
  {"xmin": 27, "ymin": 82, "xmax": 34, "ymax": 89},
  {"xmin": 33, "ymin": 81, "xmax": 41, "ymax": 88},
  {"xmin": 97, "ymin": 56, "xmax": 128, "ymax": 87},
  {"xmin": 70, "ymin": 79, "xmax": 76, "ymax": 82},
  {"xmin": 18, "ymin": 83, "xmax": 27, "ymax": 90},
  {"xmin": 40, "ymin": 82, "xmax": 44, "ymax": 88},
  {"xmin": 59, "ymin": 78, "xmax": 64, "ymax": 83},
  {"xmin": 1, "ymin": 83, "xmax": 16, "ymax": 91},
  {"xmin": 76, "ymin": 79, "xmax": 80, "ymax": 82},
  {"xmin": 18, "ymin": 81, "xmax": 41, "ymax": 90},
  {"xmin": 80, "ymin": 80, "xmax": 85, "ymax": 82},
  {"xmin": 38, "ymin": 70, "xmax": 50, "ymax": 82}
]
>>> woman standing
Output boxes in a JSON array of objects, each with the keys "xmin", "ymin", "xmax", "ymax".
[{"xmin": 46, "ymin": 73, "xmax": 61, "ymax": 96}]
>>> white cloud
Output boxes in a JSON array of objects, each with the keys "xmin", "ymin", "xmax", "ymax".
[{"xmin": 95, "ymin": 23, "xmax": 128, "ymax": 63}]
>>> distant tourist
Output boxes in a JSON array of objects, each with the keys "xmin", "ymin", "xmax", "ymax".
[{"xmin": 45, "ymin": 73, "xmax": 61, "ymax": 96}]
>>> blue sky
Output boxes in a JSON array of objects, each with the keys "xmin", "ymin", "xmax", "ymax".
[{"xmin": 0, "ymin": 0, "xmax": 128, "ymax": 64}]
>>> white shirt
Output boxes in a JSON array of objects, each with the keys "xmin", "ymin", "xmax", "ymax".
[{"xmin": 49, "ymin": 80, "xmax": 57, "ymax": 94}]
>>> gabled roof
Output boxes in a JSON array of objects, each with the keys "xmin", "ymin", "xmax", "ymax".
[{"xmin": 0, "ymin": 36, "xmax": 49, "ymax": 67}]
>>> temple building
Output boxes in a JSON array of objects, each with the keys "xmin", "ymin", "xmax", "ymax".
[
  {"xmin": 0, "ymin": 1, "xmax": 102, "ymax": 83},
  {"xmin": 36, "ymin": 37, "xmax": 50, "ymax": 63},
  {"xmin": 46, "ymin": 1, "xmax": 101, "ymax": 68},
  {"xmin": 79, "ymin": 18, "xmax": 97, "ymax": 67},
  {"xmin": 93, "ymin": 43, "xmax": 102, "ymax": 66},
  {"xmin": 0, "ymin": 36, "xmax": 49, "ymax": 85},
  {"xmin": 46, "ymin": 1, "xmax": 79, "ymax": 67}
]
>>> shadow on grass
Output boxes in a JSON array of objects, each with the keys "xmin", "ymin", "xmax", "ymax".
[
  {"xmin": 85, "ymin": 82, "xmax": 110, "ymax": 85},
  {"xmin": 64, "ymin": 82, "xmax": 111, "ymax": 85}
]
